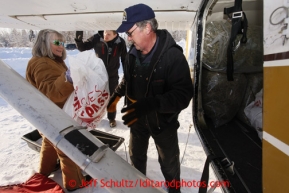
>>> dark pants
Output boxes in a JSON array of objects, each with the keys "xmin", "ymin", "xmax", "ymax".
[
  {"xmin": 129, "ymin": 120, "xmax": 181, "ymax": 193},
  {"xmin": 107, "ymin": 76, "xmax": 119, "ymax": 121}
]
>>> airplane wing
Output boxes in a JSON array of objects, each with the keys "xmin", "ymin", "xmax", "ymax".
[{"xmin": 0, "ymin": 0, "xmax": 200, "ymax": 31}]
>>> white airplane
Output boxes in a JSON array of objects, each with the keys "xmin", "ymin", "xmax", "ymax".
[{"xmin": 0, "ymin": 0, "xmax": 288, "ymax": 193}]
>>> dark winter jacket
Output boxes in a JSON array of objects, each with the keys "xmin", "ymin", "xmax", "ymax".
[
  {"xmin": 115, "ymin": 29, "xmax": 193, "ymax": 133},
  {"xmin": 75, "ymin": 31, "xmax": 127, "ymax": 80}
]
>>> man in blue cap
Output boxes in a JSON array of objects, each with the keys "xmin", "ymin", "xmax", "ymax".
[{"xmin": 107, "ymin": 4, "xmax": 193, "ymax": 193}]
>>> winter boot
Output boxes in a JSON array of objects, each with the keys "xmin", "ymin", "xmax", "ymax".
[{"xmin": 109, "ymin": 120, "xmax": 116, "ymax": 128}]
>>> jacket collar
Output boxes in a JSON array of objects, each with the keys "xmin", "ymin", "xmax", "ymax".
[{"xmin": 129, "ymin": 37, "xmax": 159, "ymax": 64}]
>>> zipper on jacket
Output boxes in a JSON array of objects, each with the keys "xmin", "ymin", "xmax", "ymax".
[
  {"xmin": 144, "ymin": 57, "xmax": 162, "ymax": 129},
  {"xmin": 100, "ymin": 39, "xmax": 109, "ymax": 65}
]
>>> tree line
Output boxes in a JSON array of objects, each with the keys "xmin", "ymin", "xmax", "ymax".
[
  {"xmin": 0, "ymin": 29, "xmax": 186, "ymax": 48},
  {"xmin": 0, "ymin": 29, "xmax": 96, "ymax": 47}
]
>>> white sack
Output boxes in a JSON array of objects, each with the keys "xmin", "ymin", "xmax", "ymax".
[
  {"xmin": 244, "ymin": 89, "xmax": 263, "ymax": 139},
  {"xmin": 63, "ymin": 50, "xmax": 109, "ymax": 129}
]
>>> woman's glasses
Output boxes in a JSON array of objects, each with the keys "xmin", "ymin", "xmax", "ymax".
[
  {"xmin": 52, "ymin": 40, "xmax": 65, "ymax": 46},
  {"xmin": 125, "ymin": 26, "xmax": 138, "ymax": 37}
]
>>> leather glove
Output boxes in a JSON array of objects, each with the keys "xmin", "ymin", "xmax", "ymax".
[
  {"xmin": 107, "ymin": 93, "xmax": 121, "ymax": 113},
  {"xmin": 121, "ymin": 97, "xmax": 160, "ymax": 127},
  {"xmin": 65, "ymin": 69, "xmax": 73, "ymax": 83},
  {"xmin": 75, "ymin": 31, "xmax": 83, "ymax": 42}
]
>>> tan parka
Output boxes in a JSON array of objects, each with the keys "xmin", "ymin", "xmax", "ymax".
[{"xmin": 26, "ymin": 56, "xmax": 74, "ymax": 108}]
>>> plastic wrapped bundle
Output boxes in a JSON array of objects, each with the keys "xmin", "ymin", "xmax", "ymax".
[
  {"xmin": 203, "ymin": 20, "xmax": 263, "ymax": 73},
  {"xmin": 202, "ymin": 68, "xmax": 247, "ymax": 128}
]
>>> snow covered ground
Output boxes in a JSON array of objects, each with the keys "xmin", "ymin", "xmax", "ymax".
[{"xmin": 0, "ymin": 46, "xmax": 221, "ymax": 193}]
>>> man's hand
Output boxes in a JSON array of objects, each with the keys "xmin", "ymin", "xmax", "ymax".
[
  {"xmin": 121, "ymin": 97, "xmax": 160, "ymax": 127},
  {"xmin": 75, "ymin": 31, "xmax": 83, "ymax": 41}
]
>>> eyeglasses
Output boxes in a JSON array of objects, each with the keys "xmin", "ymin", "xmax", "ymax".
[
  {"xmin": 125, "ymin": 26, "xmax": 138, "ymax": 37},
  {"xmin": 52, "ymin": 40, "xmax": 65, "ymax": 46}
]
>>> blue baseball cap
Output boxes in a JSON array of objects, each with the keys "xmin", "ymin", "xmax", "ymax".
[{"xmin": 117, "ymin": 4, "xmax": 155, "ymax": 33}]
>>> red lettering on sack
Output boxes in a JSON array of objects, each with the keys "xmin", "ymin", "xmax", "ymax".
[
  {"xmin": 98, "ymin": 97, "xmax": 105, "ymax": 106},
  {"xmin": 81, "ymin": 98, "xmax": 86, "ymax": 105},
  {"xmin": 91, "ymin": 104, "xmax": 100, "ymax": 112},
  {"xmin": 73, "ymin": 97, "xmax": 81, "ymax": 111},
  {"xmin": 72, "ymin": 86, "xmax": 110, "ymax": 126},
  {"xmin": 94, "ymin": 85, "xmax": 101, "ymax": 93},
  {"xmin": 95, "ymin": 90, "xmax": 109, "ymax": 106},
  {"xmin": 102, "ymin": 92, "xmax": 109, "ymax": 99},
  {"xmin": 88, "ymin": 91, "xmax": 96, "ymax": 103},
  {"xmin": 85, "ymin": 106, "xmax": 94, "ymax": 117}
]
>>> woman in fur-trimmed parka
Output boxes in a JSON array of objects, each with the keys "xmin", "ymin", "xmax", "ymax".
[{"xmin": 26, "ymin": 29, "xmax": 87, "ymax": 191}]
